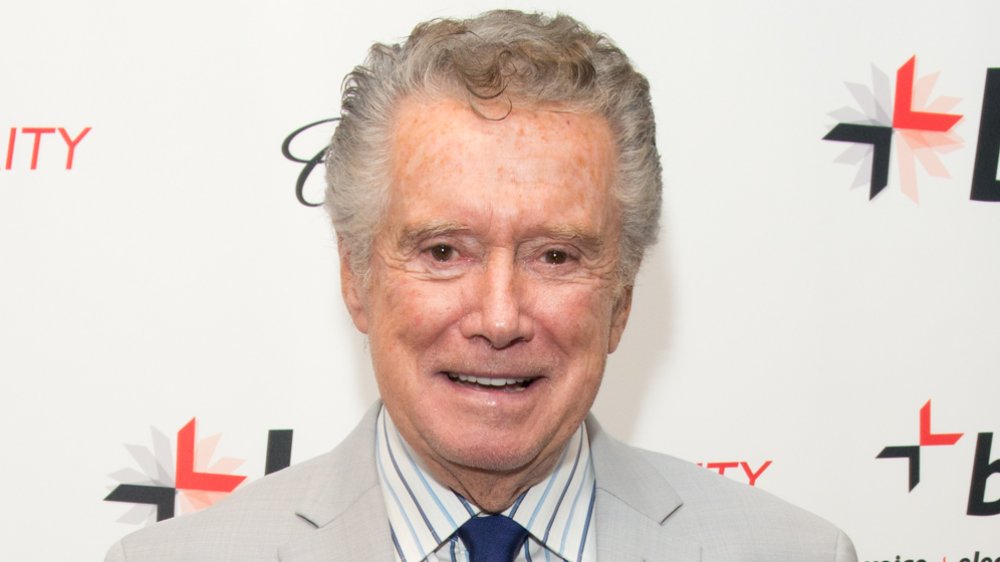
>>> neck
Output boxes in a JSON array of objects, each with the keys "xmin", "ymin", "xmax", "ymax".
[{"xmin": 426, "ymin": 456, "xmax": 561, "ymax": 513}]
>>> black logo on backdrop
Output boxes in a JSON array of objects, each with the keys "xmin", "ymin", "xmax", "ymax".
[
  {"xmin": 877, "ymin": 400, "xmax": 999, "ymax": 516},
  {"xmin": 823, "ymin": 58, "xmax": 999, "ymax": 202},
  {"xmin": 865, "ymin": 551, "xmax": 999, "ymax": 562},
  {"xmin": 281, "ymin": 118, "xmax": 339, "ymax": 207},
  {"xmin": 105, "ymin": 419, "xmax": 294, "ymax": 523}
]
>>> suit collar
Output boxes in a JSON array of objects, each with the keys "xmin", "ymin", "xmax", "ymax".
[
  {"xmin": 295, "ymin": 402, "xmax": 384, "ymax": 527},
  {"xmin": 586, "ymin": 415, "xmax": 702, "ymax": 561},
  {"xmin": 280, "ymin": 402, "xmax": 395, "ymax": 562},
  {"xmin": 586, "ymin": 415, "xmax": 683, "ymax": 524}
]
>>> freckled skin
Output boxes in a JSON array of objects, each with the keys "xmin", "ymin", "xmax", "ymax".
[{"xmin": 339, "ymin": 96, "xmax": 632, "ymax": 512}]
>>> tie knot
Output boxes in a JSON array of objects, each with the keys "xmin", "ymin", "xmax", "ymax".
[{"xmin": 456, "ymin": 515, "xmax": 530, "ymax": 562}]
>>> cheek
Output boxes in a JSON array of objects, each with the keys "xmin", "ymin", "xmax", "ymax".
[
  {"xmin": 533, "ymin": 284, "xmax": 615, "ymax": 348},
  {"xmin": 371, "ymin": 274, "xmax": 465, "ymax": 348}
]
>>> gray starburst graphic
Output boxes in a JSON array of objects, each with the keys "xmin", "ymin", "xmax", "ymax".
[
  {"xmin": 107, "ymin": 426, "xmax": 174, "ymax": 525},
  {"xmin": 828, "ymin": 65, "xmax": 893, "ymax": 191}
]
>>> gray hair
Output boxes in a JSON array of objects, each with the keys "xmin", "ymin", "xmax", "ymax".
[{"xmin": 325, "ymin": 9, "xmax": 661, "ymax": 285}]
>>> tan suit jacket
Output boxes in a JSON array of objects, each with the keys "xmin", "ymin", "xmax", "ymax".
[{"xmin": 106, "ymin": 404, "xmax": 857, "ymax": 561}]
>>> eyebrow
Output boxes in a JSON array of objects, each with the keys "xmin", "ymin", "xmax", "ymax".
[
  {"xmin": 540, "ymin": 224, "xmax": 606, "ymax": 249},
  {"xmin": 397, "ymin": 221, "xmax": 606, "ymax": 250},
  {"xmin": 397, "ymin": 221, "xmax": 471, "ymax": 249}
]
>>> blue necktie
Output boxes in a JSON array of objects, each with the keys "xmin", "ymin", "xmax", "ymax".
[{"xmin": 456, "ymin": 515, "xmax": 530, "ymax": 562}]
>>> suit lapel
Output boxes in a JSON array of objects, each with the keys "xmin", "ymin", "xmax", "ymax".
[
  {"xmin": 587, "ymin": 416, "xmax": 702, "ymax": 561},
  {"xmin": 279, "ymin": 403, "xmax": 395, "ymax": 562},
  {"xmin": 279, "ymin": 486, "xmax": 393, "ymax": 562}
]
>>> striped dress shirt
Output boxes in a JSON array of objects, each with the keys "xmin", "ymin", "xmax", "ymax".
[{"xmin": 375, "ymin": 407, "xmax": 597, "ymax": 562}]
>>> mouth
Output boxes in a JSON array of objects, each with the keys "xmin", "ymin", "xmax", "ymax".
[{"xmin": 445, "ymin": 372, "xmax": 538, "ymax": 392}]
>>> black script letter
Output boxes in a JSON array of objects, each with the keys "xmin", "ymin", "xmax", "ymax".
[
  {"xmin": 281, "ymin": 118, "xmax": 339, "ymax": 207},
  {"xmin": 971, "ymin": 69, "xmax": 1000, "ymax": 202},
  {"xmin": 967, "ymin": 433, "xmax": 1000, "ymax": 516}
]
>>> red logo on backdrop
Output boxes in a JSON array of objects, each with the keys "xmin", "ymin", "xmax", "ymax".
[
  {"xmin": 696, "ymin": 460, "xmax": 772, "ymax": 486},
  {"xmin": 823, "ymin": 57, "xmax": 1000, "ymax": 202},
  {"xmin": 877, "ymin": 400, "xmax": 999, "ymax": 516},
  {"xmin": 1, "ymin": 127, "xmax": 91, "ymax": 170},
  {"xmin": 104, "ymin": 419, "xmax": 293, "ymax": 524}
]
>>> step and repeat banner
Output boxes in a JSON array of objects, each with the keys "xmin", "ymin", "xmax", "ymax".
[{"xmin": 1, "ymin": 0, "xmax": 997, "ymax": 560}]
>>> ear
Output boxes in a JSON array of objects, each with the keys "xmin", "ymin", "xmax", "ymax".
[
  {"xmin": 607, "ymin": 285, "xmax": 633, "ymax": 353},
  {"xmin": 338, "ymin": 236, "xmax": 370, "ymax": 334}
]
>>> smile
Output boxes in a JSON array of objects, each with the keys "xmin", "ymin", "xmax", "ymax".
[{"xmin": 445, "ymin": 372, "xmax": 537, "ymax": 391}]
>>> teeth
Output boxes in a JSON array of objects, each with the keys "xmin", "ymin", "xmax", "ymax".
[{"xmin": 447, "ymin": 373, "xmax": 532, "ymax": 388}]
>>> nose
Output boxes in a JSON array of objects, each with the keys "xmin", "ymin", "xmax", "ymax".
[{"xmin": 459, "ymin": 253, "xmax": 534, "ymax": 349}]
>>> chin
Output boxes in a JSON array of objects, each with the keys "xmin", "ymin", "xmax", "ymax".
[{"xmin": 436, "ymin": 436, "xmax": 546, "ymax": 475}]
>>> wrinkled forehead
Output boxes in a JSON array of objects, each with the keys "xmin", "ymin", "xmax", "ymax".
[
  {"xmin": 380, "ymin": 95, "xmax": 621, "ymax": 246},
  {"xmin": 389, "ymin": 93, "xmax": 616, "ymax": 173},
  {"xmin": 388, "ymin": 96, "xmax": 616, "ymax": 198}
]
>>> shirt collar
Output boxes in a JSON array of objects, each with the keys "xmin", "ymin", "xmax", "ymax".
[{"xmin": 375, "ymin": 406, "xmax": 595, "ymax": 562}]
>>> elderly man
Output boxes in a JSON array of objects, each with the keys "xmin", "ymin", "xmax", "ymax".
[{"xmin": 107, "ymin": 10, "xmax": 856, "ymax": 562}]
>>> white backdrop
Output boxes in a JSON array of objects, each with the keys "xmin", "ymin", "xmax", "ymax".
[{"xmin": 1, "ymin": 1, "xmax": 998, "ymax": 560}]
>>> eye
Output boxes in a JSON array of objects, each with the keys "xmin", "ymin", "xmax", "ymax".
[
  {"xmin": 542, "ymin": 249, "xmax": 569, "ymax": 265},
  {"xmin": 428, "ymin": 244, "xmax": 455, "ymax": 262}
]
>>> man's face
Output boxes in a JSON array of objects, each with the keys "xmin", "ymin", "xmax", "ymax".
[{"xmin": 341, "ymin": 95, "xmax": 631, "ymax": 482}]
